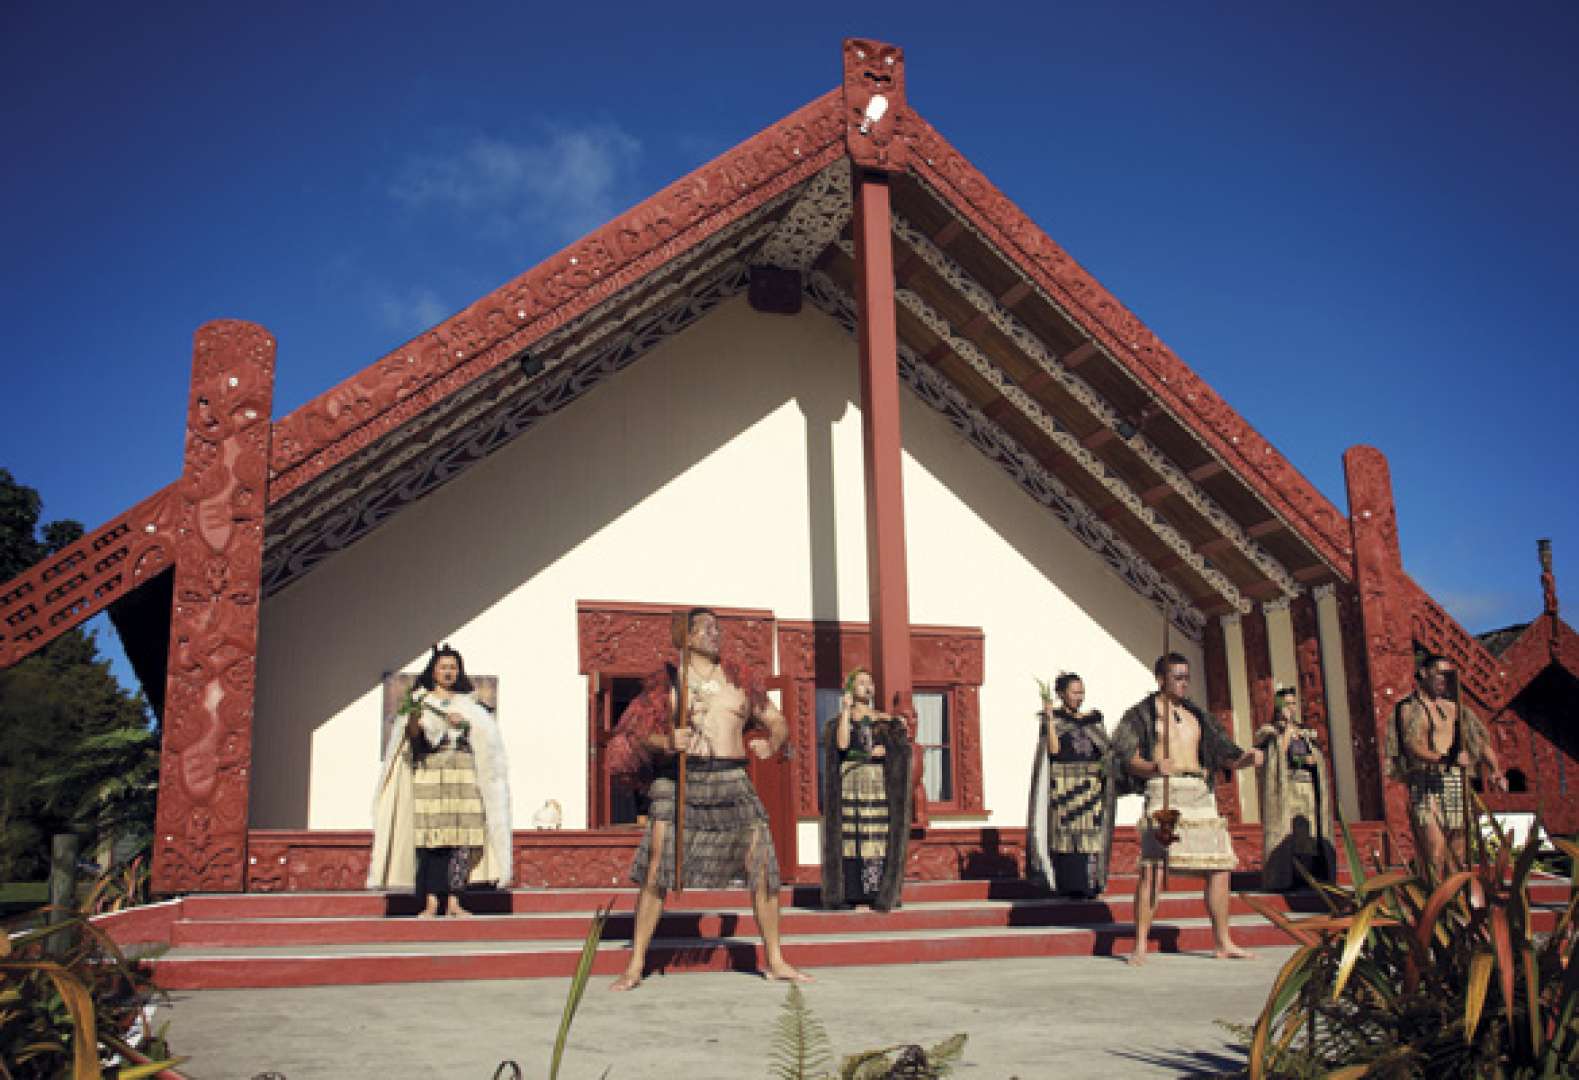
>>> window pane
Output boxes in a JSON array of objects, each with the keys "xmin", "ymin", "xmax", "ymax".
[{"xmin": 914, "ymin": 691, "xmax": 951, "ymax": 803}]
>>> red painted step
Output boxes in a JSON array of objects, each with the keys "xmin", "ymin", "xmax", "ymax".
[
  {"xmin": 146, "ymin": 907, "xmax": 1564, "ymax": 991},
  {"xmin": 166, "ymin": 891, "xmax": 1334, "ymax": 948}
]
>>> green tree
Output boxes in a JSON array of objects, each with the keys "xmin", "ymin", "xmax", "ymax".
[{"xmin": 0, "ymin": 469, "xmax": 154, "ymax": 881}]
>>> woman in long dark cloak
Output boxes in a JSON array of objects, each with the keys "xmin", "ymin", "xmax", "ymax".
[{"xmin": 820, "ymin": 667, "xmax": 914, "ymax": 911}]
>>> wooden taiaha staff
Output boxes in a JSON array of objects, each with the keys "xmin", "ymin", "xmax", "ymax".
[
  {"xmin": 670, "ymin": 611, "xmax": 691, "ymax": 897},
  {"xmin": 1452, "ymin": 667, "xmax": 1476, "ymax": 869},
  {"xmin": 1157, "ymin": 618, "xmax": 1176, "ymax": 891}
]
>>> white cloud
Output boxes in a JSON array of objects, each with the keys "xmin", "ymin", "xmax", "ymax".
[
  {"xmin": 371, "ymin": 285, "xmax": 451, "ymax": 337},
  {"xmin": 390, "ymin": 124, "xmax": 642, "ymax": 242}
]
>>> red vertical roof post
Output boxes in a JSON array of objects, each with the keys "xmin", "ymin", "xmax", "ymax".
[
  {"xmin": 843, "ymin": 38, "xmax": 921, "ymax": 822},
  {"xmin": 1342, "ymin": 446, "xmax": 1416, "ymax": 851},
  {"xmin": 153, "ymin": 321, "xmax": 276, "ymax": 894}
]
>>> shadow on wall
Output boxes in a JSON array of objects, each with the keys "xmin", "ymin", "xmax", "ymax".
[
  {"xmin": 890, "ymin": 371, "xmax": 1170, "ymax": 668},
  {"xmin": 254, "ymin": 294, "xmax": 1189, "ymax": 826},
  {"xmin": 253, "ymin": 297, "xmax": 850, "ymax": 826}
]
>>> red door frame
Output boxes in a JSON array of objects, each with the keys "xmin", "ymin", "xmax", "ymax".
[{"xmin": 577, "ymin": 601, "xmax": 798, "ymax": 877}]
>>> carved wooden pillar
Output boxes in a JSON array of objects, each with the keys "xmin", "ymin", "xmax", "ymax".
[
  {"xmin": 153, "ymin": 321, "xmax": 275, "ymax": 894},
  {"xmin": 1337, "ymin": 584, "xmax": 1386, "ymax": 820},
  {"xmin": 1290, "ymin": 593, "xmax": 1332, "ymax": 747},
  {"xmin": 1239, "ymin": 605, "xmax": 1276, "ymax": 823},
  {"xmin": 1343, "ymin": 446, "xmax": 1415, "ymax": 841},
  {"xmin": 1203, "ymin": 616, "xmax": 1243, "ymax": 822},
  {"xmin": 844, "ymin": 37, "xmax": 918, "ymax": 831},
  {"xmin": 1240, "ymin": 607, "xmax": 1276, "ymax": 734}
]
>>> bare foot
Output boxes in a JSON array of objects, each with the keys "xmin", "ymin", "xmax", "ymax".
[
  {"xmin": 447, "ymin": 906, "xmax": 475, "ymax": 919},
  {"xmin": 416, "ymin": 906, "xmax": 440, "ymax": 920},
  {"xmin": 765, "ymin": 962, "xmax": 814, "ymax": 983},
  {"xmin": 1213, "ymin": 945, "xmax": 1256, "ymax": 960},
  {"xmin": 1125, "ymin": 949, "xmax": 1148, "ymax": 967},
  {"xmin": 609, "ymin": 971, "xmax": 643, "ymax": 992}
]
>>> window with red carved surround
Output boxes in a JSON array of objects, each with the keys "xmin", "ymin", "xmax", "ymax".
[{"xmin": 779, "ymin": 621, "xmax": 985, "ymax": 818}]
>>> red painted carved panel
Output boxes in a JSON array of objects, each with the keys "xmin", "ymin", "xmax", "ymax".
[
  {"xmin": 1290, "ymin": 594, "xmax": 1331, "ymax": 749},
  {"xmin": 1203, "ymin": 618, "xmax": 1243, "ymax": 822},
  {"xmin": 154, "ymin": 321, "xmax": 275, "ymax": 894},
  {"xmin": 1337, "ymin": 584, "xmax": 1385, "ymax": 821},
  {"xmin": 1343, "ymin": 447, "xmax": 1415, "ymax": 843}
]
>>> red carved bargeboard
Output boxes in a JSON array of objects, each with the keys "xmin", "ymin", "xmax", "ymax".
[
  {"xmin": 268, "ymin": 93, "xmax": 847, "ymax": 500},
  {"xmin": 899, "ymin": 112, "xmax": 1352, "ymax": 577},
  {"xmin": 0, "ymin": 483, "xmax": 180, "ymax": 667},
  {"xmin": 153, "ymin": 322, "xmax": 276, "ymax": 893}
]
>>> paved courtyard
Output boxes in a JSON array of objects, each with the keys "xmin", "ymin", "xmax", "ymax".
[{"xmin": 158, "ymin": 948, "xmax": 1290, "ymax": 1078}]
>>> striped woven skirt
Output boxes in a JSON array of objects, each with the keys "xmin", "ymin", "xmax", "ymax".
[
  {"xmin": 1407, "ymin": 764, "xmax": 1466, "ymax": 831},
  {"xmin": 412, "ymin": 748, "xmax": 486, "ymax": 850},
  {"xmin": 1046, "ymin": 761, "xmax": 1106, "ymax": 855},
  {"xmin": 629, "ymin": 758, "xmax": 780, "ymax": 895},
  {"xmin": 1138, "ymin": 774, "xmax": 1236, "ymax": 872}
]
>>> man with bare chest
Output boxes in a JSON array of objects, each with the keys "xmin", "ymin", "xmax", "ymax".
[
  {"xmin": 1388, "ymin": 653, "xmax": 1506, "ymax": 875},
  {"xmin": 1111, "ymin": 653, "xmax": 1262, "ymax": 967},
  {"xmin": 603, "ymin": 608, "xmax": 811, "ymax": 990}
]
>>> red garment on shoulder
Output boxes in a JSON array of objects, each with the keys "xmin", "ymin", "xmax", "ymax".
[{"xmin": 604, "ymin": 659, "xmax": 769, "ymax": 792}]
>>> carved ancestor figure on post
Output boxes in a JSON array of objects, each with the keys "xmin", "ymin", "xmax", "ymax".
[
  {"xmin": 1111, "ymin": 653, "xmax": 1262, "ymax": 966},
  {"xmin": 603, "ymin": 608, "xmax": 811, "ymax": 990},
  {"xmin": 820, "ymin": 667, "xmax": 914, "ymax": 911},
  {"xmin": 1387, "ymin": 653, "xmax": 1507, "ymax": 876},
  {"xmin": 1254, "ymin": 687, "xmax": 1336, "ymax": 891}
]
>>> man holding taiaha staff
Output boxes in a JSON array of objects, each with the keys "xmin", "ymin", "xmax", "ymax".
[
  {"xmin": 1387, "ymin": 653, "xmax": 1507, "ymax": 878},
  {"xmin": 604, "ymin": 608, "xmax": 811, "ymax": 991},
  {"xmin": 1111, "ymin": 652, "xmax": 1262, "ymax": 966}
]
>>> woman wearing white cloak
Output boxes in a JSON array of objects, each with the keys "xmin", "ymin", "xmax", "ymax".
[{"xmin": 367, "ymin": 645, "xmax": 513, "ymax": 915}]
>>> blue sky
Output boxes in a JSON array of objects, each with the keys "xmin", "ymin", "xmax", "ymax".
[{"xmin": 3, "ymin": 2, "xmax": 1575, "ymax": 688}]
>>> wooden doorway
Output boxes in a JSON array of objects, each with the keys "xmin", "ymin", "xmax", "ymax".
[{"xmin": 578, "ymin": 601, "xmax": 798, "ymax": 877}]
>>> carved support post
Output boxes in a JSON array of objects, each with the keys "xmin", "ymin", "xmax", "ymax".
[
  {"xmin": 1343, "ymin": 446, "xmax": 1415, "ymax": 842},
  {"xmin": 153, "ymin": 321, "xmax": 275, "ymax": 894},
  {"xmin": 845, "ymin": 37, "xmax": 916, "ymax": 823},
  {"xmin": 1203, "ymin": 617, "xmax": 1243, "ymax": 822},
  {"xmin": 1290, "ymin": 593, "xmax": 1332, "ymax": 748},
  {"xmin": 1239, "ymin": 606, "xmax": 1276, "ymax": 823}
]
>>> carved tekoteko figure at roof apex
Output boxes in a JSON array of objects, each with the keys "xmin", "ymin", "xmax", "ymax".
[{"xmin": 843, "ymin": 38, "xmax": 907, "ymax": 171}]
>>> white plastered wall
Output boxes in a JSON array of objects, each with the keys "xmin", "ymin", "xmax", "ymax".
[{"xmin": 252, "ymin": 296, "xmax": 1204, "ymax": 840}]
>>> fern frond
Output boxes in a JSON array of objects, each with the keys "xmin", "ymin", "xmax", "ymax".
[{"xmin": 768, "ymin": 983, "xmax": 833, "ymax": 1080}]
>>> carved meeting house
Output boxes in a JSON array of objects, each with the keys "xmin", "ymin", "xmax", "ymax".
[{"xmin": 3, "ymin": 39, "xmax": 1575, "ymax": 895}]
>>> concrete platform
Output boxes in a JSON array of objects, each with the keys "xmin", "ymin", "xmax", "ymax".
[{"xmin": 158, "ymin": 950, "xmax": 1295, "ymax": 1079}]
